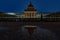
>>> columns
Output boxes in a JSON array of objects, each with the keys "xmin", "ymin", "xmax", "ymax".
[{"xmin": 24, "ymin": 11, "xmax": 37, "ymax": 18}]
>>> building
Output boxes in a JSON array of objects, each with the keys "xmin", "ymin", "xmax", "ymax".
[
  {"xmin": 17, "ymin": 2, "xmax": 41, "ymax": 18},
  {"xmin": 24, "ymin": 2, "xmax": 39, "ymax": 18}
]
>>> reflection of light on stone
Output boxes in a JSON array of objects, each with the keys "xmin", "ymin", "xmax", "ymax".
[
  {"xmin": 24, "ymin": 25, "xmax": 37, "ymax": 27},
  {"xmin": 24, "ymin": 25, "xmax": 37, "ymax": 35}
]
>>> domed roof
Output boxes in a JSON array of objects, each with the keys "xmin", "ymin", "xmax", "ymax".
[{"xmin": 24, "ymin": 2, "xmax": 36, "ymax": 11}]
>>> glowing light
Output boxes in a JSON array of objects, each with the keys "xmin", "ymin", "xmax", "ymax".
[{"xmin": 6, "ymin": 13, "xmax": 16, "ymax": 15}]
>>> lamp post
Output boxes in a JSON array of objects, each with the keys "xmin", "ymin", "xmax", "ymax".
[{"xmin": 41, "ymin": 13, "xmax": 43, "ymax": 21}]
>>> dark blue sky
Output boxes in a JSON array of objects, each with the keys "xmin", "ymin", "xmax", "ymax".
[{"xmin": 0, "ymin": 0, "xmax": 60, "ymax": 12}]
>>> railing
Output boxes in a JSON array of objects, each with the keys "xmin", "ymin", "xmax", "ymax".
[
  {"xmin": 0, "ymin": 15, "xmax": 41, "ymax": 18},
  {"xmin": 0, "ymin": 17, "xmax": 60, "ymax": 22},
  {"xmin": 43, "ymin": 17, "xmax": 60, "ymax": 18}
]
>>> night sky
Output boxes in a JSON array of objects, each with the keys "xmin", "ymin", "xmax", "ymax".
[{"xmin": 0, "ymin": 0, "xmax": 60, "ymax": 13}]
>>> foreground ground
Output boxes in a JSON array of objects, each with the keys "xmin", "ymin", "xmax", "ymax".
[{"xmin": 0, "ymin": 22, "xmax": 60, "ymax": 40}]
